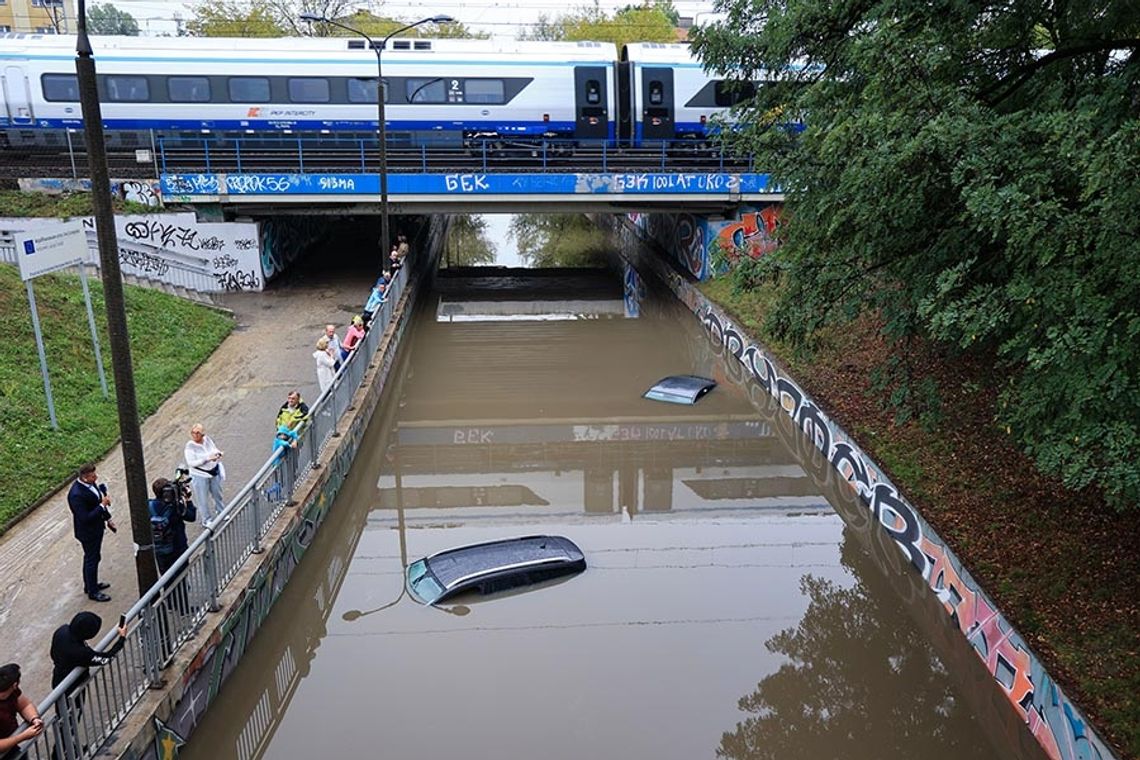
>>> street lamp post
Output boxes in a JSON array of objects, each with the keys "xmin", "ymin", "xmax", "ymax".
[
  {"xmin": 300, "ymin": 13, "xmax": 454, "ymax": 265},
  {"xmin": 75, "ymin": 0, "xmax": 157, "ymax": 592}
]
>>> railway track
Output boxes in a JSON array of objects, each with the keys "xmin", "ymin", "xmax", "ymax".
[{"xmin": 0, "ymin": 144, "xmax": 754, "ymax": 180}]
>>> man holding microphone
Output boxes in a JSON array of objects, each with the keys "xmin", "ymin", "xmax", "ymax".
[{"xmin": 67, "ymin": 463, "xmax": 116, "ymax": 602}]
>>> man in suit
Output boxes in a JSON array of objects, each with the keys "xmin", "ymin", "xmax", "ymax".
[{"xmin": 66, "ymin": 463, "xmax": 116, "ymax": 602}]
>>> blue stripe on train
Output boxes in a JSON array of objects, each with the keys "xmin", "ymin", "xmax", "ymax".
[{"xmin": 7, "ymin": 118, "xmax": 615, "ymax": 136}]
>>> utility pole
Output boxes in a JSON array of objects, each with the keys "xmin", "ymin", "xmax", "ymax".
[{"xmin": 75, "ymin": 1, "xmax": 158, "ymax": 592}]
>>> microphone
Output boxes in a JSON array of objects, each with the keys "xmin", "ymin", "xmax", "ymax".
[{"xmin": 98, "ymin": 484, "xmax": 107, "ymax": 496}]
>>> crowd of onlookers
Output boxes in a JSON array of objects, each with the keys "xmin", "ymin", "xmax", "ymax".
[{"xmin": 1, "ymin": 235, "xmax": 412, "ymax": 756}]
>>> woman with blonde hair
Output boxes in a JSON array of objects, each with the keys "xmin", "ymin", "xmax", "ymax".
[{"xmin": 314, "ymin": 336, "xmax": 336, "ymax": 394}]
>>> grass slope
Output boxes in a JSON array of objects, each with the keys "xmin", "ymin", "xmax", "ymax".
[
  {"xmin": 701, "ymin": 277, "xmax": 1140, "ymax": 759},
  {"xmin": 0, "ymin": 263, "xmax": 234, "ymax": 530}
]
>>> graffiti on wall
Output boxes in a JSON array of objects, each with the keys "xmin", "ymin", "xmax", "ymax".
[
  {"xmin": 712, "ymin": 205, "xmax": 782, "ymax": 263},
  {"xmin": 625, "ymin": 205, "xmax": 783, "ymax": 281},
  {"xmin": 74, "ymin": 213, "xmax": 263, "ymax": 291},
  {"xmin": 611, "ymin": 215, "xmax": 1113, "ymax": 760},
  {"xmin": 259, "ymin": 216, "xmax": 331, "ymax": 282},
  {"xmin": 16, "ymin": 177, "xmax": 163, "ymax": 207}
]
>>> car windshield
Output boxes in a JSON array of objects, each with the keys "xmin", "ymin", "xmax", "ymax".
[
  {"xmin": 643, "ymin": 375, "xmax": 716, "ymax": 405},
  {"xmin": 407, "ymin": 558, "xmax": 446, "ymax": 604}
]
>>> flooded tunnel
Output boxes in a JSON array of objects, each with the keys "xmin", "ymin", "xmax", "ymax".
[{"xmin": 177, "ymin": 213, "xmax": 1049, "ymax": 760}]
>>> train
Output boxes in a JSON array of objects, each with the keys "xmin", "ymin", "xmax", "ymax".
[{"xmin": 0, "ymin": 33, "xmax": 758, "ymax": 151}]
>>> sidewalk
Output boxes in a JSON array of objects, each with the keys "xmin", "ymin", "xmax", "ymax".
[{"xmin": 0, "ymin": 267, "xmax": 372, "ymax": 700}]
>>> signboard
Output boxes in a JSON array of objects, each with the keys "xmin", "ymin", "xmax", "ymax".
[{"xmin": 15, "ymin": 220, "xmax": 88, "ymax": 281}]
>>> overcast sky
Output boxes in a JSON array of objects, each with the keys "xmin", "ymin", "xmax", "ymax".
[{"xmin": 105, "ymin": 0, "xmax": 722, "ymax": 37}]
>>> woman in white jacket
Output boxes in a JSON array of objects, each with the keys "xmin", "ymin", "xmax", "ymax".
[
  {"xmin": 184, "ymin": 423, "xmax": 225, "ymax": 524},
  {"xmin": 314, "ymin": 336, "xmax": 337, "ymax": 394}
]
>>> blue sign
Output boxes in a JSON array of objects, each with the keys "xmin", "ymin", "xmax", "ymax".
[
  {"xmin": 161, "ymin": 172, "xmax": 775, "ymax": 198},
  {"xmin": 24, "ymin": 240, "xmax": 36, "ymax": 255}
]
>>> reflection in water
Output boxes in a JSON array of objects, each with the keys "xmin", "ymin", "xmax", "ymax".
[
  {"xmin": 719, "ymin": 537, "xmax": 1005, "ymax": 760},
  {"xmin": 181, "ymin": 267, "xmax": 1037, "ymax": 760}
]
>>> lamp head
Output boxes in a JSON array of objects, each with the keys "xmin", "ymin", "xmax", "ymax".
[
  {"xmin": 298, "ymin": 12, "xmax": 325, "ymax": 23},
  {"xmin": 429, "ymin": 15, "xmax": 455, "ymax": 23}
]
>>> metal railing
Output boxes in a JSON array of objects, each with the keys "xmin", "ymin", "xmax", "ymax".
[
  {"xmin": 14, "ymin": 264, "xmax": 408, "ymax": 760},
  {"xmin": 157, "ymin": 134, "xmax": 754, "ymax": 175}
]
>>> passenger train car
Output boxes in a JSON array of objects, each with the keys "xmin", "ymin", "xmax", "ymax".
[{"xmin": 0, "ymin": 34, "xmax": 747, "ymax": 151}]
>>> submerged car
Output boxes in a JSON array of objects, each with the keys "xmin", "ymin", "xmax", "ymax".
[
  {"xmin": 407, "ymin": 535, "xmax": 586, "ymax": 605},
  {"xmin": 643, "ymin": 375, "xmax": 717, "ymax": 405}
]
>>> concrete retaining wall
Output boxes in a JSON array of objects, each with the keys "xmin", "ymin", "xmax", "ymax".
[{"xmin": 602, "ymin": 213, "xmax": 1115, "ymax": 760}]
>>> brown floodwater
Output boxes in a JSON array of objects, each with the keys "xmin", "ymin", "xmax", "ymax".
[{"xmin": 182, "ymin": 264, "xmax": 1046, "ymax": 760}]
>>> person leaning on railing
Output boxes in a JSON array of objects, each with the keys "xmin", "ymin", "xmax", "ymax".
[{"xmin": 0, "ymin": 664, "xmax": 44, "ymax": 755}]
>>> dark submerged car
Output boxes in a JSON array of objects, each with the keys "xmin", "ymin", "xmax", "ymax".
[
  {"xmin": 643, "ymin": 375, "xmax": 717, "ymax": 405},
  {"xmin": 407, "ymin": 535, "xmax": 586, "ymax": 605}
]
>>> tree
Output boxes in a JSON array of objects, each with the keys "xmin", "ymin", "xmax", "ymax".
[
  {"xmin": 443, "ymin": 216, "xmax": 496, "ymax": 267},
  {"xmin": 510, "ymin": 214, "xmax": 612, "ymax": 268},
  {"xmin": 521, "ymin": 0, "xmax": 677, "ymax": 47},
  {"xmin": 185, "ymin": 0, "xmax": 286, "ymax": 37},
  {"xmin": 691, "ymin": 0, "xmax": 1140, "ymax": 508},
  {"xmin": 86, "ymin": 3, "xmax": 140, "ymax": 35},
  {"xmin": 185, "ymin": 0, "xmax": 483, "ymax": 39}
]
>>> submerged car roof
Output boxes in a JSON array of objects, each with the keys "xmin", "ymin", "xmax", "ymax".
[
  {"xmin": 423, "ymin": 535, "xmax": 584, "ymax": 589},
  {"xmin": 643, "ymin": 375, "xmax": 717, "ymax": 405}
]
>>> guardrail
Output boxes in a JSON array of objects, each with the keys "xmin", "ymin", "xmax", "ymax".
[
  {"xmin": 157, "ymin": 135, "xmax": 754, "ymax": 175},
  {"xmin": 13, "ymin": 265, "xmax": 407, "ymax": 760}
]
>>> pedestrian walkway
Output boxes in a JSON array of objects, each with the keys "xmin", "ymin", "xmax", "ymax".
[{"xmin": 0, "ymin": 268, "xmax": 371, "ymax": 699}]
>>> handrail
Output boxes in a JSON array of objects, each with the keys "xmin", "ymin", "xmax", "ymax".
[{"xmin": 16, "ymin": 263, "xmax": 410, "ymax": 760}]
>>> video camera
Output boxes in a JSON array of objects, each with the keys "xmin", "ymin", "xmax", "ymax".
[{"xmin": 160, "ymin": 467, "xmax": 194, "ymax": 506}]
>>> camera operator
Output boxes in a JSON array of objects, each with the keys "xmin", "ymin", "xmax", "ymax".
[{"xmin": 148, "ymin": 475, "xmax": 197, "ymax": 576}]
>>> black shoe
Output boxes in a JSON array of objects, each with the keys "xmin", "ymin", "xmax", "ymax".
[
  {"xmin": 96, "ymin": 582, "xmax": 111, "ymax": 590},
  {"xmin": 88, "ymin": 592, "xmax": 111, "ymax": 602}
]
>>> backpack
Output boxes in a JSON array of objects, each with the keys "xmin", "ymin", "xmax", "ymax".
[{"xmin": 149, "ymin": 500, "xmax": 174, "ymax": 555}]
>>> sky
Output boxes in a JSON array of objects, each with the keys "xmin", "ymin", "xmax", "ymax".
[{"xmin": 103, "ymin": 0, "xmax": 722, "ymax": 37}]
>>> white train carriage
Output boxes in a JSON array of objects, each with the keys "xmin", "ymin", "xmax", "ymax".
[
  {"xmin": 619, "ymin": 42, "xmax": 754, "ymax": 145},
  {"xmin": 0, "ymin": 34, "xmax": 617, "ymax": 148}
]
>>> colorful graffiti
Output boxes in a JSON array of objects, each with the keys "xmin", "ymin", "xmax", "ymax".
[
  {"xmin": 624, "ymin": 205, "xmax": 782, "ymax": 282},
  {"xmin": 713, "ymin": 205, "xmax": 781, "ymax": 262},
  {"xmin": 606, "ymin": 214, "xmax": 1115, "ymax": 760}
]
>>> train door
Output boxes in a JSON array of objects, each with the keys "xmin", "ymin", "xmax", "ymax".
[
  {"xmin": 641, "ymin": 67, "xmax": 674, "ymax": 142},
  {"xmin": 573, "ymin": 67, "xmax": 609, "ymax": 141},
  {"xmin": 617, "ymin": 58, "xmax": 633, "ymax": 145},
  {"xmin": 2, "ymin": 66, "xmax": 34, "ymax": 125}
]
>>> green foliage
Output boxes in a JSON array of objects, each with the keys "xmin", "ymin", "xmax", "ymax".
[
  {"xmin": 87, "ymin": 3, "xmax": 140, "ymax": 35},
  {"xmin": 187, "ymin": 0, "xmax": 485, "ymax": 38},
  {"xmin": 0, "ymin": 191, "xmax": 160, "ymax": 217},
  {"xmin": 443, "ymin": 215, "xmax": 496, "ymax": 267},
  {"xmin": 521, "ymin": 0, "xmax": 678, "ymax": 47},
  {"xmin": 0, "ymin": 265, "xmax": 233, "ymax": 529},
  {"xmin": 509, "ymin": 214, "xmax": 613, "ymax": 267},
  {"xmin": 691, "ymin": 0, "xmax": 1140, "ymax": 508},
  {"xmin": 186, "ymin": 0, "xmax": 286, "ymax": 37}
]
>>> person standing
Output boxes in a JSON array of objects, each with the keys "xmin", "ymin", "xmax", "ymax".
[
  {"xmin": 148, "ymin": 478, "xmax": 195, "ymax": 575},
  {"xmin": 0, "ymin": 664, "xmax": 43, "ymax": 755},
  {"xmin": 323, "ymin": 324, "xmax": 342, "ymax": 371},
  {"xmin": 183, "ymin": 423, "xmax": 225, "ymax": 525},
  {"xmin": 313, "ymin": 336, "xmax": 336, "ymax": 394},
  {"xmin": 66, "ymin": 463, "xmax": 115, "ymax": 602},
  {"xmin": 341, "ymin": 316, "xmax": 366, "ymax": 362},
  {"xmin": 275, "ymin": 390, "xmax": 310, "ymax": 432}
]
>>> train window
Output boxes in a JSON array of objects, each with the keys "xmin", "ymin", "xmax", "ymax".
[
  {"xmin": 228, "ymin": 77, "xmax": 270, "ymax": 102},
  {"xmin": 648, "ymin": 81, "xmax": 664, "ymax": 105},
  {"xmin": 168, "ymin": 76, "xmax": 211, "ymax": 103},
  {"xmin": 585, "ymin": 80, "xmax": 601, "ymax": 105},
  {"xmin": 105, "ymin": 76, "xmax": 149, "ymax": 102},
  {"xmin": 288, "ymin": 77, "xmax": 330, "ymax": 103},
  {"xmin": 464, "ymin": 79, "xmax": 504, "ymax": 104},
  {"xmin": 42, "ymin": 73, "xmax": 79, "ymax": 102},
  {"xmin": 714, "ymin": 80, "xmax": 757, "ymax": 107},
  {"xmin": 406, "ymin": 78, "xmax": 445, "ymax": 103},
  {"xmin": 348, "ymin": 77, "xmax": 384, "ymax": 104}
]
